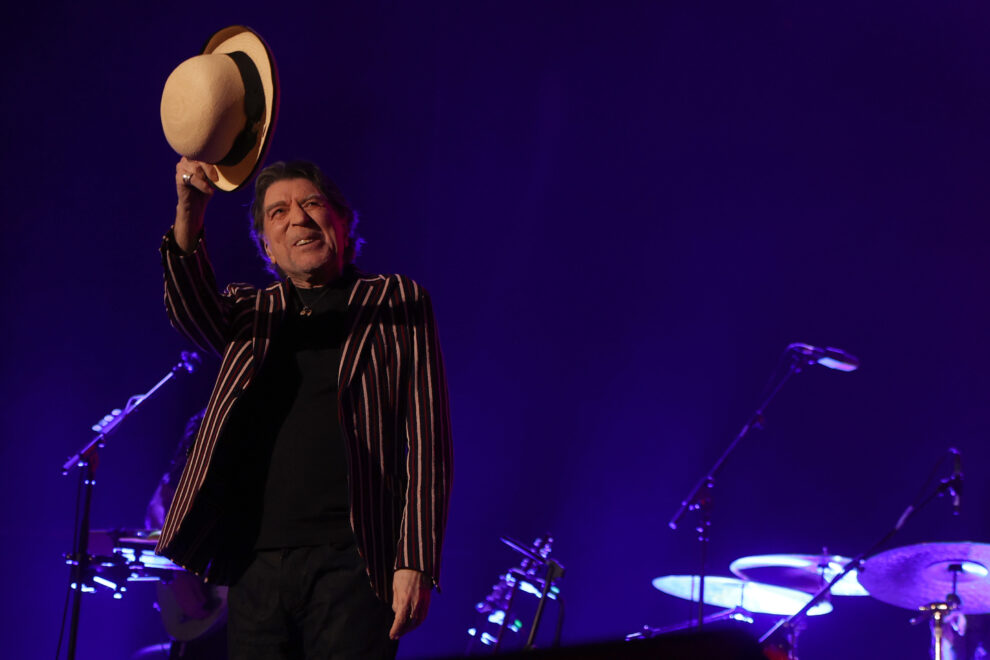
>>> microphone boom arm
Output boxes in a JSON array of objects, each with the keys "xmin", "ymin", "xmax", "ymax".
[
  {"xmin": 668, "ymin": 348, "xmax": 813, "ymax": 629},
  {"xmin": 62, "ymin": 351, "xmax": 200, "ymax": 473},
  {"xmin": 668, "ymin": 350, "xmax": 808, "ymax": 531}
]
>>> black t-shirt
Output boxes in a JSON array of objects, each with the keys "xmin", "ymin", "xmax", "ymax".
[{"xmin": 245, "ymin": 277, "xmax": 354, "ymax": 549}]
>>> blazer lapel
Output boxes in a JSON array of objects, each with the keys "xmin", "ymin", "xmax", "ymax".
[
  {"xmin": 339, "ymin": 273, "xmax": 390, "ymax": 395},
  {"xmin": 252, "ymin": 280, "xmax": 288, "ymax": 370}
]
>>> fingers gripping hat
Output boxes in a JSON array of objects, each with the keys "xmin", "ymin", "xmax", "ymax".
[{"xmin": 161, "ymin": 26, "xmax": 279, "ymax": 191}]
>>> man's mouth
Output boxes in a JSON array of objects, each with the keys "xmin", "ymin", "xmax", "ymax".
[{"xmin": 294, "ymin": 238, "xmax": 319, "ymax": 247}]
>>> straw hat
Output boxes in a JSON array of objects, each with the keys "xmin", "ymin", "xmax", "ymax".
[{"xmin": 161, "ymin": 26, "xmax": 279, "ymax": 191}]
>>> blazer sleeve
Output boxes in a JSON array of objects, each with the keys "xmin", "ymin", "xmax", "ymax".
[
  {"xmin": 160, "ymin": 229, "xmax": 234, "ymax": 357},
  {"xmin": 395, "ymin": 280, "xmax": 454, "ymax": 589}
]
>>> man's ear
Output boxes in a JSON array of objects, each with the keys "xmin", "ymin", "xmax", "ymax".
[{"xmin": 264, "ymin": 240, "xmax": 276, "ymax": 264}]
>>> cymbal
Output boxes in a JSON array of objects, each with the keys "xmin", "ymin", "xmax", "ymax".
[
  {"xmin": 730, "ymin": 553, "xmax": 868, "ymax": 597},
  {"xmin": 859, "ymin": 542, "xmax": 990, "ymax": 614},
  {"xmin": 652, "ymin": 575, "xmax": 833, "ymax": 616}
]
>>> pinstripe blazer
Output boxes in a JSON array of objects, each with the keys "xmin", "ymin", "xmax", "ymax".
[{"xmin": 155, "ymin": 233, "xmax": 452, "ymax": 603}]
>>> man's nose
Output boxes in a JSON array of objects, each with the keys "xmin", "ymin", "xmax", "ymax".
[{"xmin": 288, "ymin": 202, "xmax": 315, "ymax": 225}]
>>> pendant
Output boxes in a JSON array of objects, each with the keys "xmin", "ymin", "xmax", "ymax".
[{"xmin": 300, "ymin": 306, "xmax": 313, "ymax": 317}]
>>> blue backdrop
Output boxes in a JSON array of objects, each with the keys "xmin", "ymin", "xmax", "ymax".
[{"xmin": 3, "ymin": 2, "xmax": 989, "ymax": 658}]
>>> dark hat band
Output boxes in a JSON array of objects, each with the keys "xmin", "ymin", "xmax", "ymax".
[{"xmin": 216, "ymin": 50, "xmax": 266, "ymax": 167}]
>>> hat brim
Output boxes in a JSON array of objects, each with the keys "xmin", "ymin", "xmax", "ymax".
[{"xmin": 203, "ymin": 26, "xmax": 279, "ymax": 192}]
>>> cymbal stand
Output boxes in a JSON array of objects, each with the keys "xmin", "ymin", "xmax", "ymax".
[
  {"xmin": 59, "ymin": 351, "xmax": 200, "ymax": 660},
  {"xmin": 760, "ymin": 449, "xmax": 964, "ymax": 650},
  {"xmin": 669, "ymin": 348, "xmax": 810, "ymax": 628},
  {"xmin": 468, "ymin": 535, "xmax": 555, "ymax": 655},
  {"xmin": 762, "ymin": 618, "xmax": 806, "ymax": 660},
  {"xmin": 912, "ymin": 564, "xmax": 964, "ymax": 660},
  {"xmin": 913, "ymin": 601, "xmax": 957, "ymax": 660},
  {"xmin": 524, "ymin": 559, "xmax": 565, "ymax": 650}
]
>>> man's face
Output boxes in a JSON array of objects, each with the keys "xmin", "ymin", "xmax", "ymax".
[{"xmin": 261, "ymin": 178, "xmax": 349, "ymax": 286}]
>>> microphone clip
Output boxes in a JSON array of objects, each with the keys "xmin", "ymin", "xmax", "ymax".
[{"xmin": 939, "ymin": 448, "xmax": 963, "ymax": 516}]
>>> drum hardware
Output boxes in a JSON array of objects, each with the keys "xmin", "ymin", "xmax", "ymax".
[
  {"xmin": 918, "ymin": 609, "xmax": 969, "ymax": 660},
  {"xmin": 57, "ymin": 352, "xmax": 201, "ymax": 660},
  {"xmin": 668, "ymin": 343, "xmax": 857, "ymax": 628},
  {"xmin": 761, "ymin": 618, "xmax": 806, "ymax": 660},
  {"xmin": 467, "ymin": 535, "xmax": 565, "ymax": 655},
  {"xmin": 507, "ymin": 569, "xmax": 559, "ymax": 600},
  {"xmin": 651, "ymin": 574, "xmax": 828, "ymax": 660},
  {"xmin": 652, "ymin": 575, "xmax": 834, "ymax": 617},
  {"xmin": 859, "ymin": 543, "xmax": 990, "ymax": 660},
  {"xmin": 525, "ymin": 558, "xmax": 565, "ymax": 650},
  {"xmin": 912, "ymin": 602, "xmax": 959, "ymax": 660},
  {"xmin": 626, "ymin": 607, "xmax": 755, "ymax": 641},
  {"xmin": 858, "ymin": 543, "xmax": 990, "ymax": 615},
  {"xmin": 729, "ymin": 551, "xmax": 868, "ymax": 597},
  {"xmin": 759, "ymin": 449, "xmax": 972, "ymax": 660},
  {"xmin": 500, "ymin": 535, "xmax": 549, "ymax": 565},
  {"xmin": 62, "ymin": 529, "xmax": 186, "ymax": 603}
]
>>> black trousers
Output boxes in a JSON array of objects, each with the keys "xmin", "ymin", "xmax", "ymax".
[{"xmin": 227, "ymin": 543, "xmax": 398, "ymax": 660}]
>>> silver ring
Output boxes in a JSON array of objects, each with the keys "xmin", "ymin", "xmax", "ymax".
[{"xmin": 182, "ymin": 173, "xmax": 192, "ymax": 184}]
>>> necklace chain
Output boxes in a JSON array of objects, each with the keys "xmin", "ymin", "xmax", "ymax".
[{"xmin": 295, "ymin": 285, "xmax": 333, "ymax": 317}]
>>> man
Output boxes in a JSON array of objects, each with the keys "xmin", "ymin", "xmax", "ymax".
[{"xmin": 155, "ymin": 156, "xmax": 453, "ymax": 659}]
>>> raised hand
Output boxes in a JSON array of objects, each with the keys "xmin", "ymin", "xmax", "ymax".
[{"xmin": 174, "ymin": 157, "xmax": 219, "ymax": 253}]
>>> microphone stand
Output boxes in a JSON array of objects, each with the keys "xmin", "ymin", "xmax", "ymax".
[
  {"xmin": 759, "ymin": 453, "xmax": 964, "ymax": 652},
  {"xmin": 60, "ymin": 351, "xmax": 200, "ymax": 660},
  {"xmin": 668, "ymin": 349, "xmax": 811, "ymax": 629}
]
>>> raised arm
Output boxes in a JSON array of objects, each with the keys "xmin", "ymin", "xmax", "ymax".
[
  {"xmin": 161, "ymin": 158, "xmax": 232, "ymax": 356},
  {"xmin": 174, "ymin": 157, "xmax": 217, "ymax": 253}
]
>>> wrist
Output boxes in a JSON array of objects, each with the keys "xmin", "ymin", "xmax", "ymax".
[{"xmin": 172, "ymin": 213, "xmax": 203, "ymax": 255}]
